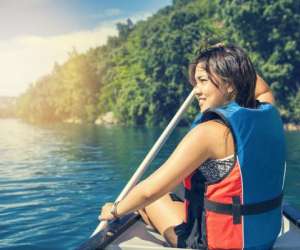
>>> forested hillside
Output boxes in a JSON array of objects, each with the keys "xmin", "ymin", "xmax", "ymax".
[{"xmin": 16, "ymin": 0, "xmax": 300, "ymax": 125}]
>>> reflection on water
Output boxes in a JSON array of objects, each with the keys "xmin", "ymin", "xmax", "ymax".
[
  {"xmin": 285, "ymin": 131, "xmax": 300, "ymax": 208},
  {"xmin": 0, "ymin": 119, "xmax": 299, "ymax": 249}
]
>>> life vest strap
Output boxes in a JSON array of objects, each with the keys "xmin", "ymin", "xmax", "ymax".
[{"xmin": 204, "ymin": 193, "xmax": 283, "ymax": 224}]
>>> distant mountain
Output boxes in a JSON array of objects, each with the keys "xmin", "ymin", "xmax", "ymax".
[{"xmin": 0, "ymin": 96, "xmax": 17, "ymax": 118}]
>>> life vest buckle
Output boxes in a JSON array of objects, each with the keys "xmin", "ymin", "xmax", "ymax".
[{"xmin": 232, "ymin": 196, "xmax": 241, "ymax": 224}]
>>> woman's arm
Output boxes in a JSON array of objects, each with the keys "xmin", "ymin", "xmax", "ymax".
[
  {"xmin": 99, "ymin": 121, "xmax": 216, "ymax": 220},
  {"xmin": 255, "ymin": 75, "xmax": 275, "ymax": 104}
]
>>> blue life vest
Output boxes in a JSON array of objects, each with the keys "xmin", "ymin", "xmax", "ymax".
[{"xmin": 183, "ymin": 101, "xmax": 286, "ymax": 249}]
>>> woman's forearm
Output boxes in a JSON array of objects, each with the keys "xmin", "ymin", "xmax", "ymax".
[
  {"xmin": 113, "ymin": 180, "xmax": 158, "ymax": 217},
  {"xmin": 256, "ymin": 91, "xmax": 275, "ymax": 104},
  {"xmin": 255, "ymin": 75, "xmax": 275, "ymax": 104}
]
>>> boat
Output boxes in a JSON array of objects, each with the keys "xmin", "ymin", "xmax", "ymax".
[{"xmin": 77, "ymin": 202, "xmax": 300, "ymax": 250}]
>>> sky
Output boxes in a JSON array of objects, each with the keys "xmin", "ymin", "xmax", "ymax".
[{"xmin": 0, "ymin": 0, "xmax": 172, "ymax": 97}]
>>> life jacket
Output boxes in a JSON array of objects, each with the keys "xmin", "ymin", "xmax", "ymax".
[{"xmin": 183, "ymin": 101, "xmax": 286, "ymax": 250}]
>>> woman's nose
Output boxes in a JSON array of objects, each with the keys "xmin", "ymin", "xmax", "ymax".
[{"xmin": 193, "ymin": 84, "xmax": 202, "ymax": 95}]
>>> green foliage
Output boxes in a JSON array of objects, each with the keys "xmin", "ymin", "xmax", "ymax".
[
  {"xmin": 17, "ymin": 49, "xmax": 100, "ymax": 123},
  {"xmin": 16, "ymin": 0, "xmax": 300, "ymax": 125},
  {"xmin": 98, "ymin": 0, "xmax": 223, "ymax": 126},
  {"xmin": 288, "ymin": 90, "xmax": 300, "ymax": 123},
  {"xmin": 219, "ymin": 0, "xmax": 300, "ymax": 121}
]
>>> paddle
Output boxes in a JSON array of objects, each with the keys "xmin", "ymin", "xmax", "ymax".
[{"xmin": 92, "ymin": 89, "xmax": 195, "ymax": 236}]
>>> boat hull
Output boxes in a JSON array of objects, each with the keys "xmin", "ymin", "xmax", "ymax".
[{"xmin": 77, "ymin": 203, "xmax": 300, "ymax": 250}]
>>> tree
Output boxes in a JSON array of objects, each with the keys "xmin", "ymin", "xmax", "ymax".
[{"xmin": 219, "ymin": 0, "xmax": 300, "ymax": 121}]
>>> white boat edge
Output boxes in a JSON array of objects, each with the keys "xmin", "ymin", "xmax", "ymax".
[{"xmin": 77, "ymin": 203, "xmax": 300, "ymax": 250}]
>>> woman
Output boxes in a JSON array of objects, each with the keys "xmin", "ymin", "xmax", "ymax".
[{"xmin": 99, "ymin": 44, "xmax": 286, "ymax": 249}]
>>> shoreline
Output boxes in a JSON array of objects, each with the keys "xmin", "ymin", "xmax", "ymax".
[
  {"xmin": 1, "ymin": 117, "xmax": 300, "ymax": 131},
  {"xmin": 283, "ymin": 123, "xmax": 300, "ymax": 131}
]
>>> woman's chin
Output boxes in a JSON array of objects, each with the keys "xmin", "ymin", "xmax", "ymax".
[
  {"xmin": 200, "ymin": 102, "xmax": 227, "ymax": 112},
  {"xmin": 200, "ymin": 105, "xmax": 208, "ymax": 112}
]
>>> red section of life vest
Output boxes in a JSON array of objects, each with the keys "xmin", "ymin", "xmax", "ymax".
[
  {"xmin": 205, "ymin": 161, "xmax": 243, "ymax": 249},
  {"xmin": 183, "ymin": 173, "xmax": 192, "ymax": 223}
]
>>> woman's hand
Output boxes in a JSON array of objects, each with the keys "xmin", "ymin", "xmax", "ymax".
[{"xmin": 98, "ymin": 202, "xmax": 115, "ymax": 221}]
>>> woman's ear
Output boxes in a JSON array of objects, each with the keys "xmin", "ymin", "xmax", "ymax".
[
  {"xmin": 226, "ymin": 84, "xmax": 236, "ymax": 100},
  {"xmin": 227, "ymin": 85, "xmax": 234, "ymax": 94}
]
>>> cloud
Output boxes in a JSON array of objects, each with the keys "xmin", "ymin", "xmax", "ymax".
[
  {"xmin": 0, "ymin": 23, "xmax": 118, "ymax": 97},
  {"xmin": 0, "ymin": 11, "xmax": 154, "ymax": 97}
]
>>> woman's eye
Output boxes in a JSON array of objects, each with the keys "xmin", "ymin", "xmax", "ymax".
[{"xmin": 196, "ymin": 78, "xmax": 204, "ymax": 82}]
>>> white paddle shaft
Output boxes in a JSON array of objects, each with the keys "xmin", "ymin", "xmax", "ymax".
[{"xmin": 92, "ymin": 89, "xmax": 195, "ymax": 236}]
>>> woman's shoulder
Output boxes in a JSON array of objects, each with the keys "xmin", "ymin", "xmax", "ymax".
[
  {"xmin": 190, "ymin": 119, "xmax": 234, "ymax": 159},
  {"xmin": 191, "ymin": 119, "xmax": 230, "ymax": 135}
]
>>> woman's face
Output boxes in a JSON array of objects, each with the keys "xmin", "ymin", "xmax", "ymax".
[{"xmin": 193, "ymin": 63, "xmax": 233, "ymax": 112}]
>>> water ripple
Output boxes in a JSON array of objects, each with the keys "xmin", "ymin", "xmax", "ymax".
[{"xmin": 0, "ymin": 119, "xmax": 299, "ymax": 249}]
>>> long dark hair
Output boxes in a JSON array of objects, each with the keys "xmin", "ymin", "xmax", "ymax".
[{"xmin": 189, "ymin": 44, "xmax": 257, "ymax": 108}]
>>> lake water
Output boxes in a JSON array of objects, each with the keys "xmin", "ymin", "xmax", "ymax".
[{"xmin": 0, "ymin": 119, "xmax": 299, "ymax": 250}]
